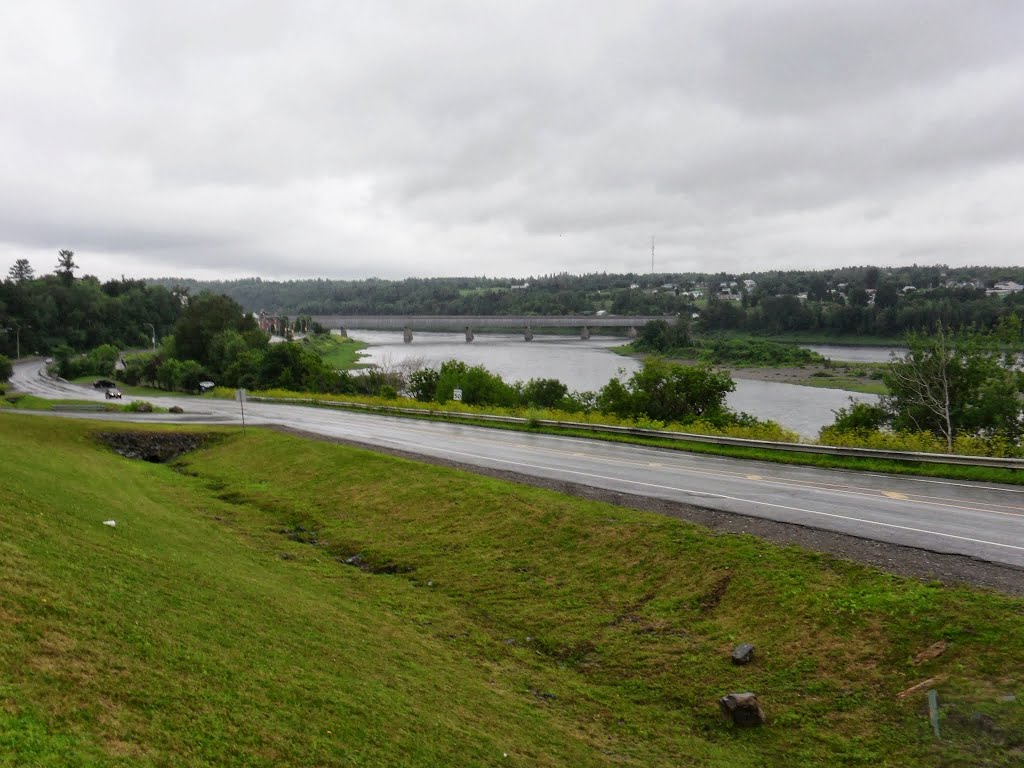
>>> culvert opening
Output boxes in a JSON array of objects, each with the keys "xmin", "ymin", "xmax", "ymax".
[{"xmin": 97, "ymin": 431, "xmax": 221, "ymax": 463}]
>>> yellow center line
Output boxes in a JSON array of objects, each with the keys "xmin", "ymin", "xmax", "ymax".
[{"xmin": 457, "ymin": 434, "xmax": 1024, "ymax": 516}]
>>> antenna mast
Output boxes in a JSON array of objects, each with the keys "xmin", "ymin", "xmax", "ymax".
[{"xmin": 651, "ymin": 236, "xmax": 655, "ymax": 275}]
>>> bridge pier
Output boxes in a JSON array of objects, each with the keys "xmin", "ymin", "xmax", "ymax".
[
  {"xmin": 628, "ymin": 326, "xmax": 638, "ymax": 339},
  {"xmin": 403, "ymin": 326, "xmax": 413, "ymax": 344},
  {"xmin": 580, "ymin": 326, "xmax": 590, "ymax": 340},
  {"xmin": 523, "ymin": 326, "xmax": 533, "ymax": 341},
  {"xmin": 465, "ymin": 326, "xmax": 474, "ymax": 343}
]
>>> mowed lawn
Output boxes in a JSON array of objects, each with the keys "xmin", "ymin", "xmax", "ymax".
[{"xmin": 0, "ymin": 413, "xmax": 1021, "ymax": 766}]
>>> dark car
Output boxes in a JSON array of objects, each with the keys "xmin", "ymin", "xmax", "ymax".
[
  {"xmin": 105, "ymin": 388, "xmax": 122, "ymax": 399},
  {"xmin": 93, "ymin": 379, "xmax": 116, "ymax": 389}
]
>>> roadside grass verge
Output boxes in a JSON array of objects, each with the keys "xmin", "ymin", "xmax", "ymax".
[
  {"xmin": 0, "ymin": 392, "xmax": 164, "ymax": 413},
  {"xmin": 212, "ymin": 389, "xmax": 1024, "ymax": 485},
  {"xmin": 1, "ymin": 415, "xmax": 1022, "ymax": 766}
]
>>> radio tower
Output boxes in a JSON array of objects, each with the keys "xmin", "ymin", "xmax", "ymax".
[{"xmin": 651, "ymin": 236, "xmax": 655, "ymax": 275}]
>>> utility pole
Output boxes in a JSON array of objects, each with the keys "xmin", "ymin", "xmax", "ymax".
[
  {"xmin": 144, "ymin": 323, "xmax": 156, "ymax": 350},
  {"xmin": 6, "ymin": 325, "xmax": 22, "ymax": 359}
]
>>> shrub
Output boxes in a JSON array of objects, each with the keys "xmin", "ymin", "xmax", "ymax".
[{"xmin": 826, "ymin": 401, "xmax": 890, "ymax": 434}]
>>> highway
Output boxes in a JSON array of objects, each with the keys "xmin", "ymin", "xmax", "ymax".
[{"xmin": 9, "ymin": 360, "xmax": 1024, "ymax": 568}]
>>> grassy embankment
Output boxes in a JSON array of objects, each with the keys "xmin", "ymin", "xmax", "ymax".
[
  {"xmin": 301, "ymin": 333, "xmax": 368, "ymax": 369},
  {"xmin": 1, "ymin": 414, "xmax": 1021, "ymax": 766}
]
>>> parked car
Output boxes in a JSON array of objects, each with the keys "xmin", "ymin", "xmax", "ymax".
[
  {"xmin": 105, "ymin": 388, "xmax": 122, "ymax": 399},
  {"xmin": 93, "ymin": 379, "xmax": 116, "ymax": 389}
]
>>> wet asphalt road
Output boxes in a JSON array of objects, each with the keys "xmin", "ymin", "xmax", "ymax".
[{"xmin": 9, "ymin": 360, "xmax": 1024, "ymax": 568}]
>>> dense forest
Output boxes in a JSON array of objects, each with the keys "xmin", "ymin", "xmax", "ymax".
[
  {"xmin": 4, "ymin": 252, "xmax": 1024, "ymax": 360},
  {"xmin": 0, "ymin": 253, "xmax": 182, "ymax": 358},
  {"xmin": 151, "ymin": 264, "xmax": 1024, "ymax": 339}
]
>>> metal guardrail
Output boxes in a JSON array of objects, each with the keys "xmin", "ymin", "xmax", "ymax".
[{"xmin": 247, "ymin": 396, "xmax": 1024, "ymax": 470}]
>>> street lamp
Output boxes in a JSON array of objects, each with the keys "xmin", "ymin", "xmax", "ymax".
[
  {"xmin": 144, "ymin": 323, "xmax": 156, "ymax": 350},
  {"xmin": 5, "ymin": 326, "xmax": 22, "ymax": 360}
]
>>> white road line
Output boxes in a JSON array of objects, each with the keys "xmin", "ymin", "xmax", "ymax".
[{"xmin": 434, "ymin": 445, "xmax": 1024, "ymax": 555}]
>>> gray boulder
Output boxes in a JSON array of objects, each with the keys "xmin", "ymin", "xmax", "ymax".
[
  {"xmin": 719, "ymin": 692, "xmax": 766, "ymax": 726},
  {"xmin": 731, "ymin": 643, "xmax": 755, "ymax": 665}
]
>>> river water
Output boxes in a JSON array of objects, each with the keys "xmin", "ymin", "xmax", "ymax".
[
  {"xmin": 346, "ymin": 330, "xmax": 877, "ymax": 438},
  {"xmin": 803, "ymin": 345, "xmax": 903, "ymax": 363}
]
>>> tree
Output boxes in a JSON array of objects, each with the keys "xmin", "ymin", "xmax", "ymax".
[
  {"xmin": 434, "ymin": 360, "xmax": 518, "ymax": 406},
  {"xmin": 883, "ymin": 325, "xmax": 1023, "ymax": 450},
  {"xmin": 634, "ymin": 319, "xmax": 690, "ymax": 353},
  {"xmin": 0, "ymin": 354, "xmax": 12, "ymax": 382},
  {"xmin": 874, "ymin": 281, "xmax": 899, "ymax": 310},
  {"xmin": 519, "ymin": 377, "xmax": 569, "ymax": 408},
  {"xmin": 172, "ymin": 293, "xmax": 260, "ymax": 366},
  {"xmin": 7, "ymin": 259, "xmax": 34, "ymax": 283},
  {"xmin": 597, "ymin": 358, "xmax": 736, "ymax": 425},
  {"xmin": 847, "ymin": 284, "xmax": 869, "ymax": 308},
  {"xmin": 55, "ymin": 250, "xmax": 77, "ymax": 283}
]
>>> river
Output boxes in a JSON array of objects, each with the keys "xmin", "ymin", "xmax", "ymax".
[
  {"xmin": 803, "ymin": 345, "xmax": 903, "ymax": 363},
  {"xmin": 345, "ymin": 330, "xmax": 877, "ymax": 438}
]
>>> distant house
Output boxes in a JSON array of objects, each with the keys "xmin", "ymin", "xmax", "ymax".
[
  {"xmin": 989, "ymin": 281, "xmax": 1024, "ymax": 296},
  {"xmin": 255, "ymin": 311, "xmax": 275, "ymax": 333},
  {"xmin": 510, "ymin": 282, "xmax": 530, "ymax": 290}
]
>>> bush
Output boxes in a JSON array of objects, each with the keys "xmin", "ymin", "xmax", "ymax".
[
  {"xmin": 817, "ymin": 426, "xmax": 1022, "ymax": 458},
  {"xmin": 434, "ymin": 361, "xmax": 518, "ymax": 407},
  {"xmin": 826, "ymin": 401, "xmax": 889, "ymax": 435},
  {"xmin": 596, "ymin": 358, "xmax": 736, "ymax": 425},
  {"xmin": 698, "ymin": 339, "xmax": 824, "ymax": 367},
  {"xmin": 0, "ymin": 354, "xmax": 11, "ymax": 383}
]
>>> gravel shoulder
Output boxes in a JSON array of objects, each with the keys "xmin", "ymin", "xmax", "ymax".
[{"xmin": 273, "ymin": 425, "xmax": 1024, "ymax": 597}]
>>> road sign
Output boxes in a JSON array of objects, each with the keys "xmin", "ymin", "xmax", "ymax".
[{"xmin": 453, "ymin": 388, "xmax": 463, "ymax": 402}]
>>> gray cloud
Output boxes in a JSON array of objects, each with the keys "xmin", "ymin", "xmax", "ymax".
[{"xmin": 1, "ymin": 0, "xmax": 1022, "ymax": 281}]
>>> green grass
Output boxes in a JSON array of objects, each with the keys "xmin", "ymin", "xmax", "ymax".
[
  {"xmin": 300, "ymin": 334, "xmax": 369, "ymax": 369},
  {"xmin": 801, "ymin": 372, "xmax": 889, "ymax": 395},
  {"xmin": 0, "ymin": 392, "xmax": 161, "ymax": 413},
  {"xmin": 708, "ymin": 331, "xmax": 906, "ymax": 347},
  {"xmin": 1, "ymin": 415, "xmax": 1021, "ymax": 766}
]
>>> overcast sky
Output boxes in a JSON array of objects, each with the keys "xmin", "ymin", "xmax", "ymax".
[{"xmin": 2, "ymin": 1, "xmax": 1023, "ymax": 282}]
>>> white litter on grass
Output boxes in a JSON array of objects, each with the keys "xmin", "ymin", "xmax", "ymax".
[{"xmin": 103, "ymin": 520, "xmax": 117, "ymax": 527}]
